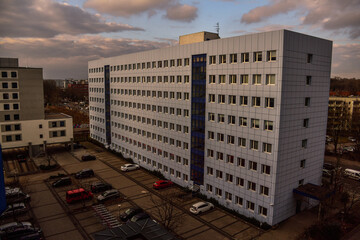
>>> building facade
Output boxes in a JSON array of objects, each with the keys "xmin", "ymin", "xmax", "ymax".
[
  {"xmin": 328, "ymin": 96, "xmax": 360, "ymax": 132},
  {"xmin": 88, "ymin": 30, "xmax": 332, "ymax": 225},
  {"xmin": 0, "ymin": 58, "xmax": 73, "ymax": 151}
]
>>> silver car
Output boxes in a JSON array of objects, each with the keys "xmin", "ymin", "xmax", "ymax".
[
  {"xmin": 121, "ymin": 164, "xmax": 140, "ymax": 172},
  {"xmin": 190, "ymin": 202, "xmax": 214, "ymax": 215},
  {"xmin": 97, "ymin": 189, "xmax": 120, "ymax": 202},
  {"xmin": 0, "ymin": 203, "xmax": 28, "ymax": 218}
]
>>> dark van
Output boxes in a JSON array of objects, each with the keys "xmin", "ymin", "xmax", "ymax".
[
  {"xmin": 75, "ymin": 169, "xmax": 94, "ymax": 179},
  {"xmin": 66, "ymin": 188, "xmax": 93, "ymax": 204},
  {"xmin": 52, "ymin": 177, "xmax": 72, "ymax": 187}
]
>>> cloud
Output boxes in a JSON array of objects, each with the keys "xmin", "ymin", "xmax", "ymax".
[
  {"xmin": 84, "ymin": 0, "xmax": 198, "ymax": 22},
  {"xmin": 240, "ymin": 0, "xmax": 360, "ymax": 39},
  {"xmin": 0, "ymin": 35, "xmax": 171, "ymax": 79},
  {"xmin": 0, "ymin": 0, "xmax": 143, "ymax": 38},
  {"xmin": 332, "ymin": 43, "xmax": 360, "ymax": 78},
  {"xmin": 165, "ymin": 4, "xmax": 198, "ymax": 22}
]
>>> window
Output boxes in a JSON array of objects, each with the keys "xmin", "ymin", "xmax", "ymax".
[
  {"xmin": 239, "ymin": 117, "xmax": 247, "ymax": 127},
  {"xmin": 227, "ymin": 135, "xmax": 235, "ymax": 144},
  {"xmin": 259, "ymin": 206, "xmax": 268, "ymax": 217},
  {"xmin": 2, "ymin": 82, "xmax": 8, "ymax": 88},
  {"xmin": 184, "ymin": 58, "xmax": 190, "ymax": 66},
  {"xmin": 216, "ymin": 151, "xmax": 224, "ymax": 160},
  {"xmin": 219, "ymin": 75, "xmax": 225, "ymax": 84},
  {"xmin": 219, "ymin": 55, "xmax": 226, "ymax": 64},
  {"xmin": 300, "ymin": 159, "xmax": 306, "ymax": 168},
  {"xmin": 228, "ymin": 115, "xmax": 235, "ymax": 125},
  {"xmin": 229, "ymin": 53, "xmax": 237, "ymax": 63},
  {"xmin": 218, "ymin": 95, "xmax": 225, "ymax": 104},
  {"xmin": 209, "ymin": 94, "xmax": 215, "ymax": 103},
  {"xmin": 216, "ymin": 170, "xmax": 223, "ymax": 179},
  {"xmin": 4, "ymin": 115, "xmax": 10, "ymax": 121},
  {"xmin": 207, "ymin": 149, "xmax": 214, "ymax": 157},
  {"xmin": 4, "ymin": 104, "xmax": 10, "ymax": 110},
  {"xmin": 13, "ymin": 103, "xmax": 19, "ymax": 110},
  {"xmin": 240, "ymin": 96, "xmax": 248, "ymax": 106},
  {"xmin": 250, "ymin": 140, "xmax": 259, "ymax": 150},
  {"xmin": 248, "ymin": 181, "xmax": 256, "ymax": 191},
  {"xmin": 207, "ymin": 167, "xmax": 213, "ymax": 175},
  {"xmin": 251, "ymin": 119, "xmax": 259, "ymax": 129},
  {"xmin": 240, "ymin": 75, "xmax": 248, "ymax": 84},
  {"xmin": 225, "ymin": 192, "xmax": 232, "ymax": 201},
  {"xmin": 170, "ymin": 59, "xmax": 175, "ymax": 67},
  {"xmin": 217, "ymin": 133, "xmax": 224, "ymax": 142},
  {"xmin": 260, "ymin": 186, "xmax": 269, "ymax": 196},
  {"xmin": 266, "ymin": 74, "xmax": 275, "ymax": 85},
  {"xmin": 2, "ymin": 72, "xmax": 8, "ymax": 78},
  {"xmin": 253, "ymin": 74, "xmax": 261, "ymax": 85},
  {"xmin": 6, "ymin": 135, "xmax": 12, "ymax": 142},
  {"xmin": 302, "ymin": 139, "xmax": 308, "ymax": 148},
  {"xmin": 228, "ymin": 95, "xmax": 236, "ymax": 105},
  {"xmin": 305, "ymin": 97, "xmax": 310, "ymax": 107},
  {"xmin": 267, "ymin": 50, "xmax": 276, "ymax": 61},
  {"xmin": 208, "ymin": 113, "xmax": 215, "ymax": 121},
  {"xmin": 236, "ymin": 177, "xmax": 244, "ymax": 187},
  {"xmin": 254, "ymin": 52, "xmax": 262, "ymax": 62},
  {"xmin": 249, "ymin": 161, "xmax": 257, "ymax": 171},
  {"xmin": 306, "ymin": 76, "xmax": 312, "ymax": 85},
  {"xmin": 207, "ymin": 184, "xmax": 213, "ymax": 193},
  {"xmin": 12, "ymin": 93, "xmax": 18, "ymax": 99},
  {"xmin": 237, "ymin": 157, "xmax": 245, "ymax": 167},
  {"xmin": 229, "ymin": 75, "xmax": 237, "ymax": 84},
  {"xmin": 215, "ymin": 188, "xmax": 222, "ymax": 197},
  {"xmin": 3, "ymin": 93, "xmax": 9, "ymax": 99},
  {"xmin": 265, "ymin": 98, "xmax": 275, "ymax": 108},
  {"xmin": 5, "ymin": 125, "xmax": 11, "ymax": 131},
  {"xmin": 241, "ymin": 53, "xmax": 249, "ymax": 63},
  {"xmin": 226, "ymin": 154, "xmax": 234, "ymax": 164},
  {"xmin": 14, "ymin": 114, "xmax": 19, "ymax": 120},
  {"xmin": 208, "ymin": 131, "xmax": 214, "ymax": 139},
  {"xmin": 252, "ymin": 97, "xmax": 260, "ymax": 107},
  {"xmin": 177, "ymin": 59, "xmax": 182, "ymax": 66},
  {"xmin": 12, "ymin": 82, "xmax": 18, "ymax": 88},
  {"xmin": 184, "ymin": 75, "xmax": 189, "ymax": 83},
  {"xmin": 218, "ymin": 114, "xmax": 225, "ymax": 123},
  {"xmin": 235, "ymin": 196, "xmax": 243, "ymax": 206},
  {"xmin": 226, "ymin": 174, "xmax": 233, "ymax": 183},
  {"xmin": 264, "ymin": 120, "xmax": 273, "ymax": 131},
  {"xmin": 307, "ymin": 54, "xmax": 313, "ymax": 63},
  {"xmin": 238, "ymin": 137, "xmax": 246, "ymax": 147},
  {"xmin": 303, "ymin": 118, "xmax": 309, "ymax": 128},
  {"xmin": 209, "ymin": 55, "xmax": 216, "ymax": 64},
  {"xmin": 14, "ymin": 124, "xmax": 20, "ymax": 130},
  {"xmin": 209, "ymin": 75, "xmax": 216, "ymax": 84},
  {"xmin": 263, "ymin": 143, "xmax": 272, "ymax": 153},
  {"xmin": 299, "ymin": 179, "xmax": 304, "ymax": 186}
]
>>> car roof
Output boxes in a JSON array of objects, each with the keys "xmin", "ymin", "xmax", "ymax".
[
  {"xmin": 67, "ymin": 188, "xmax": 85, "ymax": 194},
  {"xmin": 0, "ymin": 222, "xmax": 32, "ymax": 230},
  {"xmin": 60, "ymin": 177, "xmax": 71, "ymax": 180},
  {"xmin": 192, "ymin": 202, "xmax": 207, "ymax": 207}
]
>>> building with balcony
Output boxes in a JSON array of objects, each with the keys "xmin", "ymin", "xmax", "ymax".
[{"xmin": 88, "ymin": 30, "xmax": 332, "ymax": 225}]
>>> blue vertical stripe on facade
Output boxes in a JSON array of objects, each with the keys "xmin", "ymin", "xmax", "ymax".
[{"xmin": 104, "ymin": 65, "xmax": 111, "ymax": 146}]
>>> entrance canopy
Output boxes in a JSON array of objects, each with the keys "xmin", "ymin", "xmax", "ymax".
[{"xmin": 293, "ymin": 183, "xmax": 334, "ymax": 201}]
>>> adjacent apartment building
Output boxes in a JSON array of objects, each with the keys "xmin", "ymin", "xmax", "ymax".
[
  {"xmin": 0, "ymin": 58, "xmax": 73, "ymax": 153},
  {"xmin": 88, "ymin": 30, "xmax": 332, "ymax": 225}
]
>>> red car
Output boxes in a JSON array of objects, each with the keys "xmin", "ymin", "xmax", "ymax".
[{"xmin": 153, "ymin": 180, "xmax": 174, "ymax": 190}]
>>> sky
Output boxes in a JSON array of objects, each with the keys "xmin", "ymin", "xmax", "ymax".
[{"xmin": 0, "ymin": 0, "xmax": 359, "ymax": 79}]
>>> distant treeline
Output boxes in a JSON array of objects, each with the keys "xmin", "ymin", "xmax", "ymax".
[{"xmin": 330, "ymin": 78, "xmax": 360, "ymax": 93}]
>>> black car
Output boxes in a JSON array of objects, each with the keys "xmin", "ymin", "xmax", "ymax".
[
  {"xmin": 90, "ymin": 182, "xmax": 112, "ymax": 193},
  {"xmin": 120, "ymin": 207, "xmax": 143, "ymax": 222},
  {"xmin": 52, "ymin": 177, "xmax": 72, "ymax": 187},
  {"xmin": 323, "ymin": 163, "xmax": 335, "ymax": 171},
  {"xmin": 5, "ymin": 187, "xmax": 30, "ymax": 204},
  {"xmin": 128, "ymin": 212, "xmax": 150, "ymax": 223},
  {"xmin": 0, "ymin": 225, "xmax": 42, "ymax": 240},
  {"xmin": 81, "ymin": 155, "xmax": 96, "ymax": 161},
  {"xmin": 75, "ymin": 169, "xmax": 94, "ymax": 179}
]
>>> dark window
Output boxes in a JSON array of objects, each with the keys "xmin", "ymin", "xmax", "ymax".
[
  {"xmin": 307, "ymin": 54, "xmax": 313, "ymax": 63},
  {"xmin": 4, "ymin": 104, "xmax": 10, "ymax": 110},
  {"xmin": 11, "ymin": 72, "xmax": 17, "ymax": 78},
  {"xmin": 13, "ymin": 103, "xmax": 19, "ymax": 110},
  {"xmin": 12, "ymin": 93, "xmax": 18, "ymax": 99},
  {"xmin": 52, "ymin": 122, "xmax": 57, "ymax": 127},
  {"xmin": 6, "ymin": 135, "xmax": 12, "ymax": 142},
  {"xmin": 40, "ymin": 134, "xmax": 43, "ymax": 138},
  {"xmin": 14, "ymin": 124, "xmax": 21, "ymax": 130},
  {"xmin": 39, "ymin": 124, "xmax": 42, "ymax": 129},
  {"xmin": 14, "ymin": 114, "xmax": 19, "ymax": 120},
  {"xmin": 5, "ymin": 125, "xmax": 11, "ymax": 131},
  {"xmin": 4, "ymin": 115, "xmax": 10, "ymax": 121},
  {"xmin": 3, "ymin": 93, "xmax": 9, "ymax": 99},
  {"xmin": 53, "ymin": 131, "xmax": 58, "ymax": 137},
  {"xmin": 2, "ymin": 72, "xmax": 8, "ymax": 78},
  {"xmin": 11, "ymin": 82, "xmax": 17, "ymax": 88},
  {"xmin": 2, "ymin": 82, "xmax": 8, "ymax": 88},
  {"xmin": 15, "ymin": 135, "xmax": 21, "ymax": 141},
  {"xmin": 61, "ymin": 130, "xmax": 66, "ymax": 136},
  {"xmin": 60, "ymin": 121, "xmax": 65, "ymax": 127}
]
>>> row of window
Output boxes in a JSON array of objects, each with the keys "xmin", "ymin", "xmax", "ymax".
[
  {"xmin": 209, "ymin": 114, "xmax": 274, "ymax": 130},
  {"xmin": 3, "ymin": 103, "xmax": 20, "ymax": 111},
  {"xmin": 2, "ymin": 124, "xmax": 21, "ymax": 132},
  {"xmin": 206, "ymin": 184, "xmax": 268, "ymax": 217},
  {"xmin": 1, "ymin": 82, "xmax": 18, "ymax": 89},
  {"xmin": 1, "ymin": 71, "xmax": 17, "ymax": 78},
  {"xmin": 209, "ymin": 74, "xmax": 276, "ymax": 85},
  {"xmin": 3, "ymin": 134, "xmax": 21, "ymax": 142},
  {"xmin": 109, "ymin": 75, "xmax": 190, "ymax": 84},
  {"xmin": 2, "ymin": 92, "xmax": 19, "ymax": 100},
  {"xmin": 209, "ymin": 51, "xmax": 276, "ymax": 65},
  {"xmin": 106, "ymin": 89, "xmax": 191, "ymax": 101},
  {"xmin": 50, "ymin": 130, "xmax": 66, "ymax": 138},
  {"xmin": 209, "ymin": 95, "xmax": 275, "ymax": 108},
  {"xmin": 3, "ymin": 114, "xmax": 20, "ymax": 121},
  {"xmin": 111, "ymin": 104, "xmax": 190, "ymax": 119}
]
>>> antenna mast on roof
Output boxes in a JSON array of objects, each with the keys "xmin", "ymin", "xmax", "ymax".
[{"xmin": 215, "ymin": 22, "xmax": 220, "ymax": 35}]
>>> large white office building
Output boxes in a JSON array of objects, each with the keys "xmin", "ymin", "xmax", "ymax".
[{"xmin": 88, "ymin": 30, "xmax": 332, "ymax": 225}]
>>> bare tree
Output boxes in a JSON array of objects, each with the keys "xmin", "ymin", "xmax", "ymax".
[{"xmin": 150, "ymin": 190, "xmax": 183, "ymax": 231}]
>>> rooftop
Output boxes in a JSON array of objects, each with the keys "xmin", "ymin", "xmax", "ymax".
[{"xmin": 45, "ymin": 113, "xmax": 72, "ymax": 120}]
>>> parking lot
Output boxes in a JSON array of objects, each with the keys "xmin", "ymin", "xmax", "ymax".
[{"xmin": 2, "ymin": 142, "xmax": 261, "ymax": 240}]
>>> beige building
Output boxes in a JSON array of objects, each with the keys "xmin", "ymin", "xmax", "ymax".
[
  {"xmin": 0, "ymin": 58, "xmax": 73, "ymax": 154},
  {"xmin": 328, "ymin": 96, "xmax": 360, "ymax": 131}
]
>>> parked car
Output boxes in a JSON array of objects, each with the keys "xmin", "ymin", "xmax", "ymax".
[
  {"xmin": 52, "ymin": 177, "xmax": 72, "ymax": 187},
  {"xmin": 189, "ymin": 202, "xmax": 214, "ymax": 215},
  {"xmin": 97, "ymin": 189, "xmax": 120, "ymax": 203},
  {"xmin": 81, "ymin": 155, "xmax": 96, "ymax": 161},
  {"xmin": 0, "ymin": 223, "xmax": 41, "ymax": 240},
  {"xmin": 90, "ymin": 182, "xmax": 112, "ymax": 193},
  {"xmin": 5, "ymin": 187, "xmax": 30, "ymax": 204},
  {"xmin": 121, "ymin": 164, "xmax": 139, "ymax": 172},
  {"xmin": 322, "ymin": 169, "xmax": 332, "ymax": 178},
  {"xmin": 344, "ymin": 168, "xmax": 360, "ymax": 181},
  {"xmin": 348, "ymin": 136, "xmax": 356, "ymax": 142},
  {"xmin": 323, "ymin": 163, "xmax": 335, "ymax": 171},
  {"xmin": 66, "ymin": 188, "xmax": 93, "ymax": 204},
  {"xmin": 153, "ymin": 180, "xmax": 174, "ymax": 190},
  {"xmin": 0, "ymin": 203, "xmax": 28, "ymax": 219},
  {"xmin": 343, "ymin": 146, "xmax": 355, "ymax": 152},
  {"xmin": 128, "ymin": 212, "xmax": 150, "ymax": 223},
  {"xmin": 0, "ymin": 222, "xmax": 32, "ymax": 232},
  {"xmin": 16, "ymin": 154, "xmax": 27, "ymax": 163},
  {"xmin": 119, "ymin": 207, "xmax": 143, "ymax": 222},
  {"xmin": 75, "ymin": 169, "xmax": 94, "ymax": 179}
]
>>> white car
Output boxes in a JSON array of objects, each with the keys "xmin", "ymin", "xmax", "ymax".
[
  {"xmin": 121, "ymin": 164, "xmax": 140, "ymax": 172},
  {"xmin": 348, "ymin": 137, "xmax": 356, "ymax": 142},
  {"xmin": 190, "ymin": 202, "xmax": 214, "ymax": 215}
]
